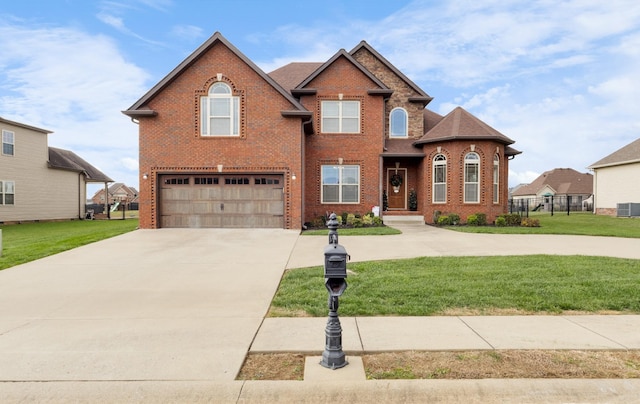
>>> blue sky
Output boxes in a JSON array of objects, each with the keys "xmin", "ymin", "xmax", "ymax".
[{"xmin": 2, "ymin": 0, "xmax": 640, "ymax": 195}]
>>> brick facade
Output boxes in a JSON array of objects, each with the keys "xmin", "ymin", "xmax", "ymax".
[{"xmin": 125, "ymin": 32, "xmax": 518, "ymax": 229}]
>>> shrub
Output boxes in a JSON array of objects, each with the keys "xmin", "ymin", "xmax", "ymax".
[
  {"xmin": 449, "ymin": 214, "xmax": 460, "ymax": 225},
  {"xmin": 341, "ymin": 212, "xmax": 349, "ymax": 225},
  {"xmin": 495, "ymin": 216, "xmax": 507, "ymax": 226},
  {"xmin": 467, "ymin": 214, "xmax": 479, "ymax": 226},
  {"xmin": 496, "ymin": 213, "xmax": 521, "ymax": 226},
  {"xmin": 351, "ymin": 217, "xmax": 364, "ymax": 228},
  {"xmin": 409, "ymin": 189, "xmax": 418, "ymax": 211},
  {"xmin": 521, "ymin": 217, "xmax": 540, "ymax": 227},
  {"xmin": 372, "ymin": 216, "xmax": 383, "ymax": 226},
  {"xmin": 437, "ymin": 215, "xmax": 450, "ymax": 226},
  {"xmin": 346, "ymin": 214, "xmax": 357, "ymax": 226},
  {"xmin": 363, "ymin": 214, "xmax": 374, "ymax": 225},
  {"xmin": 475, "ymin": 213, "xmax": 487, "ymax": 226}
]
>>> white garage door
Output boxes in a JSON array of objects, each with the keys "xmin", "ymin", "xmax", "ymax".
[{"xmin": 160, "ymin": 174, "xmax": 284, "ymax": 228}]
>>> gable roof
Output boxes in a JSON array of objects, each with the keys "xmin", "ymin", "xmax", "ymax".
[
  {"xmin": 0, "ymin": 116, "xmax": 52, "ymax": 134},
  {"xmin": 48, "ymin": 147, "xmax": 113, "ymax": 182},
  {"xmin": 511, "ymin": 168, "xmax": 592, "ymax": 196},
  {"xmin": 349, "ymin": 41, "xmax": 432, "ymax": 104},
  {"xmin": 588, "ymin": 138, "xmax": 640, "ymax": 169},
  {"xmin": 269, "ymin": 62, "xmax": 323, "ymax": 93},
  {"xmin": 294, "ymin": 49, "xmax": 391, "ymax": 95},
  {"xmin": 123, "ymin": 31, "xmax": 309, "ymax": 117},
  {"xmin": 414, "ymin": 106, "xmax": 515, "ymax": 146}
]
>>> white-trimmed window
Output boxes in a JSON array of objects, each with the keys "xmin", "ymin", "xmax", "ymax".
[
  {"xmin": 321, "ymin": 165, "xmax": 360, "ymax": 203},
  {"xmin": 432, "ymin": 154, "xmax": 446, "ymax": 203},
  {"xmin": 2, "ymin": 130, "xmax": 15, "ymax": 156},
  {"xmin": 0, "ymin": 181, "xmax": 15, "ymax": 205},
  {"xmin": 493, "ymin": 154, "xmax": 499, "ymax": 203},
  {"xmin": 321, "ymin": 101, "xmax": 360, "ymax": 133},
  {"xmin": 464, "ymin": 152, "xmax": 480, "ymax": 203},
  {"xmin": 200, "ymin": 82, "xmax": 239, "ymax": 136},
  {"xmin": 389, "ymin": 108, "xmax": 408, "ymax": 138}
]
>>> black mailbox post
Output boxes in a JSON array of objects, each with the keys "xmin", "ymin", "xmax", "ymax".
[{"xmin": 321, "ymin": 213, "xmax": 349, "ymax": 369}]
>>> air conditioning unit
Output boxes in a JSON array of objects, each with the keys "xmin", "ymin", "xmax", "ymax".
[{"xmin": 617, "ymin": 203, "xmax": 640, "ymax": 217}]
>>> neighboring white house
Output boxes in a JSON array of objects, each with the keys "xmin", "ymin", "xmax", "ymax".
[
  {"xmin": 588, "ymin": 138, "xmax": 640, "ymax": 217},
  {"xmin": 1, "ymin": 117, "xmax": 112, "ymax": 223}
]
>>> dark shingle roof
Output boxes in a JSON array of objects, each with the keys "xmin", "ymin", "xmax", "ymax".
[
  {"xmin": 414, "ymin": 107, "xmax": 515, "ymax": 146},
  {"xmin": 48, "ymin": 147, "xmax": 113, "ymax": 182},
  {"xmin": 511, "ymin": 168, "xmax": 592, "ymax": 196},
  {"xmin": 269, "ymin": 62, "xmax": 323, "ymax": 93},
  {"xmin": 589, "ymin": 138, "xmax": 640, "ymax": 169}
]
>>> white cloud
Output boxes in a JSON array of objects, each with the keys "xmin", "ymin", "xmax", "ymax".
[{"xmin": 0, "ymin": 22, "xmax": 149, "ymax": 189}]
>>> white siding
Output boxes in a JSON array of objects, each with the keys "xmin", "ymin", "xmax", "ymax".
[
  {"xmin": 0, "ymin": 122, "xmax": 86, "ymax": 222},
  {"xmin": 593, "ymin": 163, "xmax": 640, "ymax": 209}
]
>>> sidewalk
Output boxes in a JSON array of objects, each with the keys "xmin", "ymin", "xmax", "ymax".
[{"xmin": 1, "ymin": 225, "xmax": 640, "ymax": 403}]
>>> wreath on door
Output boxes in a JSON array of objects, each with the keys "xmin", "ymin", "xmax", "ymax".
[{"xmin": 390, "ymin": 174, "xmax": 403, "ymax": 187}]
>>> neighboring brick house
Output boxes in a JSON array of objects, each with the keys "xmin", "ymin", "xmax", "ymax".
[
  {"xmin": 124, "ymin": 32, "xmax": 520, "ymax": 229},
  {"xmin": 92, "ymin": 183, "xmax": 139, "ymax": 206},
  {"xmin": 588, "ymin": 138, "xmax": 640, "ymax": 216},
  {"xmin": 1, "ymin": 117, "xmax": 112, "ymax": 223},
  {"xmin": 511, "ymin": 168, "xmax": 593, "ymax": 212}
]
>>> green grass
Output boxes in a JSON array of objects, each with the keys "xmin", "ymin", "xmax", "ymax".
[
  {"xmin": 270, "ymin": 255, "xmax": 640, "ymax": 316},
  {"xmin": 0, "ymin": 219, "xmax": 139, "ymax": 270},
  {"xmin": 447, "ymin": 212, "xmax": 640, "ymax": 238}
]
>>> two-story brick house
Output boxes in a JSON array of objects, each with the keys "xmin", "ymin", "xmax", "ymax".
[{"xmin": 124, "ymin": 32, "xmax": 519, "ymax": 229}]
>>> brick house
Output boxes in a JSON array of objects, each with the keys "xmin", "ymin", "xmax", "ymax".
[
  {"xmin": 91, "ymin": 183, "xmax": 139, "ymax": 206},
  {"xmin": 124, "ymin": 32, "xmax": 520, "ymax": 229}
]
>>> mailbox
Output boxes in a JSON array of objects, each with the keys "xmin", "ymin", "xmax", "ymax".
[{"xmin": 324, "ymin": 243, "xmax": 349, "ymax": 279}]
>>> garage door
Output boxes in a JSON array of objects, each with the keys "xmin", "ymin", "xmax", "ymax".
[{"xmin": 160, "ymin": 174, "xmax": 284, "ymax": 228}]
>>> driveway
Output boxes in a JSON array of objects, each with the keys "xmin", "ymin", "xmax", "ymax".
[{"xmin": 0, "ymin": 228, "xmax": 299, "ymax": 382}]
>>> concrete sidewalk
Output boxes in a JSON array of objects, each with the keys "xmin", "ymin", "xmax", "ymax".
[{"xmin": 1, "ymin": 225, "xmax": 640, "ymax": 403}]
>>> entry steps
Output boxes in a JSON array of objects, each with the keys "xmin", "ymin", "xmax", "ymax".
[{"xmin": 381, "ymin": 214, "xmax": 424, "ymax": 225}]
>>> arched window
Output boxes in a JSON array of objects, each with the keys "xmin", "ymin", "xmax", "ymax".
[
  {"xmin": 464, "ymin": 152, "xmax": 480, "ymax": 203},
  {"xmin": 389, "ymin": 108, "xmax": 408, "ymax": 138},
  {"xmin": 432, "ymin": 154, "xmax": 446, "ymax": 203},
  {"xmin": 493, "ymin": 154, "xmax": 500, "ymax": 203},
  {"xmin": 200, "ymin": 82, "xmax": 239, "ymax": 136}
]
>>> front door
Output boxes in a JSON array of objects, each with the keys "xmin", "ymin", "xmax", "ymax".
[{"xmin": 387, "ymin": 168, "xmax": 407, "ymax": 210}]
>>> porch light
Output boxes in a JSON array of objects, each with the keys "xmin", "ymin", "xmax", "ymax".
[
  {"xmin": 142, "ymin": 173, "xmax": 148, "ymax": 180},
  {"xmin": 292, "ymin": 173, "xmax": 296, "ymax": 180}
]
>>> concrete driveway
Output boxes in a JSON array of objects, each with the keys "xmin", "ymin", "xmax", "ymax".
[{"xmin": 0, "ymin": 228, "xmax": 299, "ymax": 383}]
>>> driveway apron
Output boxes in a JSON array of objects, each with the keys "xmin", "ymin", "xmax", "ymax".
[{"xmin": 0, "ymin": 228, "xmax": 300, "ymax": 382}]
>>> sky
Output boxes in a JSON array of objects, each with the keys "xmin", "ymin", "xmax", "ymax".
[{"xmin": 2, "ymin": 0, "xmax": 640, "ymax": 196}]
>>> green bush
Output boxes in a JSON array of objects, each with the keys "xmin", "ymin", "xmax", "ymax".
[
  {"xmin": 495, "ymin": 216, "xmax": 507, "ymax": 226},
  {"xmin": 449, "ymin": 214, "xmax": 460, "ymax": 225},
  {"xmin": 346, "ymin": 213, "xmax": 356, "ymax": 226},
  {"xmin": 467, "ymin": 214, "xmax": 479, "ymax": 226},
  {"xmin": 521, "ymin": 217, "xmax": 540, "ymax": 227},
  {"xmin": 437, "ymin": 215, "xmax": 450, "ymax": 226},
  {"xmin": 352, "ymin": 217, "xmax": 364, "ymax": 228},
  {"xmin": 372, "ymin": 216, "xmax": 383, "ymax": 226},
  {"xmin": 476, "ymin": 213, "xmax": 487, "ymax": 226},
  {"xmin": 496, "ymin": 213, "xmax": 521, "ymax": 226},
  {"xmin": 363, "ymin": 214, "xmax": 374, "ymax": 225},
  {"xmin": 433, "ymin": 210, "xmax": 442, "ymax": 224}
]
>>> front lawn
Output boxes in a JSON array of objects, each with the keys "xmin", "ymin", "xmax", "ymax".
[
  {"xmin": 447, "ymin": 212, "xmax": 640, "ymax": 238},
  {"xmin": 270, "ymin": 255, "xmax": 640, "ymax": 316},
  {"xmin": 0, "ymin": 219, "xmax": 139, "ymax": 270}
]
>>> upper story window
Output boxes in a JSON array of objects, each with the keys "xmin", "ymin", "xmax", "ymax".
[
  {"xmin": 0, "ymin": 180, "xmax": 15, "ymax": 205},
  {"xmin": 321, "ymin": 100, "xmax": 360, "ymax": 133},
  {"xmin": 432, "ymin": 154, "xmax": 447, "ymax": 203},
  {"xmin": 200, "ymin": 82, "xmax": 239, "ymax": 136},
  {"xmin": 321, "ymin": 164, "xmax": 360, "ymax": 203},
  {"xmin": 493, "ymin": 154, "xmax": 500, "ymax": 204},
  {"xmin": 2, "ymin": 130, "xmax": 15, "ymax": 156},
  {"xmin": 389, "ymin": 108, "xmax": 408, "ymax": 138},
  {"xmin": 464, "ymin": 152, "xmax": 480, "ymax": 203}
]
